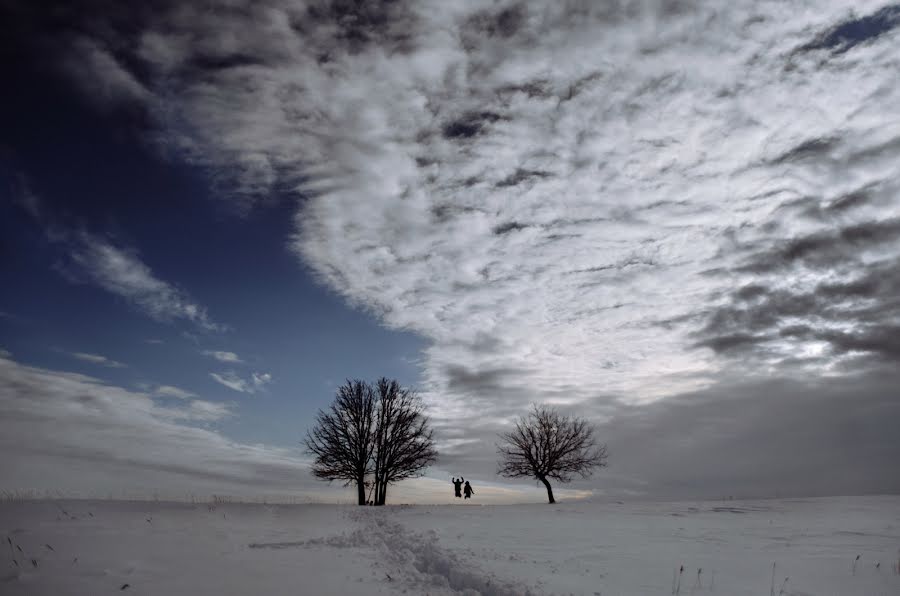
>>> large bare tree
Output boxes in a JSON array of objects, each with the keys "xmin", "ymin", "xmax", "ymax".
[
  {"xmin": 497, "ymin": 404, "xmax": 608, "ymax": 503},
  {"xmin": 304, "ymin": 378, "xmax": 437, "ymax": 506},
  {"xmin": 303, "ymin": 380, "xmax": 375, "ymax": 505},
  {"xmin": 371, "ymin": 378, "xmax": 437, "ymax": 505}
]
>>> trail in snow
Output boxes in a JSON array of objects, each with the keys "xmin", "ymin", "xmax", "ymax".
[
  {"xmin": 251, "ymin": 507, "xmax": 539, "ymax": 596},
  {"xmin": 353, "ymin": 508, "xmax": 538, "ymax": 596}
]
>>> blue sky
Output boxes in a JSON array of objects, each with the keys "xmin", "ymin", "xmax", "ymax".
[
  {"xmin": 0, "ymin": 61, "xmax": 424, "ymax": 449},
  {"xmin": 1, "ymin": 0, "xmax": 899, "ymax": 503}
]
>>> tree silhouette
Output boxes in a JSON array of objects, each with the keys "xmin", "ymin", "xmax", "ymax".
[
  {"xmin": 497, "ymin": 404, "xmax": 608, "ymax": 503},
  {"xmin": 304, "ymin": 380, "xmax": 375, "ymax": 505},
  {"xmin": 304, "ymin": 378, "xmax": 437, "ymax": 505},
  {"xmin": 371, "ymin": 378, "xmax": 437, "ymax": 505}
]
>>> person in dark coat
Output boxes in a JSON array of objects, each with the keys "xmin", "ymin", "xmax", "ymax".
[
  {"xmin": 452, "ymin": 477, "xmax": 463, "ymax": 498},
  {"xmin": 463, "ymin": 480, "xmax": 474, "ymax": 500}
]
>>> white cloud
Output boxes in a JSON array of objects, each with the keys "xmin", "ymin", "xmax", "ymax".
[
  {"xmin": 202, "ymin": 350, "xmax": 243, "ymax": 363},
  {"xmin": 100, "ymin": 0, "xmax": 897, "ymax": 422},
  {"xmin": 68, "ymin": 233, "xmax": 223, "ymax": 332},
  {"xmin": 180, "ymin": 399, "xmax": 234, "ymax": 422},
  {"xmin": 0, "ymin": 348, "xmax": 10, "ymax": 358},
  {"xmin": 154, "ymin": 385, "xmax": 196, "ymax": 400},
  {"xmin": 70, "ymin": 351, "xmax": 126, "ymax": 368},
  {"xmin": 210, "ymin": 371, "xmax": 272, "ymax": 394},
  {"xmin": 209, "ymin": 372, "xmax": 245, "ymax": 393},
  {"xmin": 252, "ymin": 372, "xmax": 272, "ymax": 388}
]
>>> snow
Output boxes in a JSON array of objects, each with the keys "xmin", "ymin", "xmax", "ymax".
[{"xmin": 2, "ymin": 496, "xmax": 898, "ymax": 595}]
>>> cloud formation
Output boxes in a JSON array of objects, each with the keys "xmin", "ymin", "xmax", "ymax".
[
  {"xmin": 202, "ymin": 350, "xmax": 244, "ymax": 363},
  {"xmin": 153, "ymin": 385, "xmax": 197, "ymax": 400},
  {"xmin": 66, "ymin": 233, "xmax": 223, "ymax": 332},
  {"xmin": 210, "ymin": 371, "xmax": 272, "ymax": 394},
  {"xmin": 11, "ymin": 183, "xmax": 223, "ymax": 333},
  {"xmin": 31, "ymin": 0, "xmax": 900, "ymax": 496},
  {"xmin": 72, "ymin": 1, "xmax": 896, "ymax": 405}
]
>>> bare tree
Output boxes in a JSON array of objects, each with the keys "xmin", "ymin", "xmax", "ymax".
[
  {"xmin": 371, "ymin": 378, "xmax": 437, "ymax": 505},
  {"xmin": 497, "ymin": 404, "xmax": 608, "ymax": 503},
  {"xmin": 303, "ymin": 380, "xmax": 376, "ymax": 506}
]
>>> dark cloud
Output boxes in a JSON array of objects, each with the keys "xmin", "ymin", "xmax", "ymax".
[
  {"xmin": 494, "ymin": 168, "xmax": 552, "ymax": 188},
  {"xmin": 185, "ymin": 53, "xmax": 266, "ymax": 72},
  {"xmin": 697, "ymin": 256, "xmax": 900, "ymax": 366},
  {"xmin": 442, "ymin": 111, "xmax": 506, "ymax": 140},
  {"xmin": 771, "ymin": 136, "xmax": 840, "ymax": 165},
  {"xmin": 696, "ymin": 332, "xmax": 767, "ymax": 354},
  {"xmin": 559, "ymin": 71, "xmax": 605, "ymax": 102},
  {"xmin": 296, "ymin": 0, "xmax": 419, "ymax": 55},
  {"xmin": 443, "ymin": 364, "xmax": 526, "ymax": 396},
  {"xmin": 430, "ymin": 203, "xmax": 485, "ymax": 223},
  {"xmin": 736, "ymin": 218, "xmax": 900, "ymax": 274},
  {"xmin": 467, "ymin": 3, "xmax": 527, "ymax": 39},
  {"xmin": 492, "ymin": 221, "xmax": 530, "ymax": 235},
  {"xmin": 817, "ymin": 187, "xmax": 874, "ymax": 214},
  {"xmin": 436, "ymin": 371, "xmax": 900, "ymax": 500},
  {"xmin": 596, "ymin": 372, "xmax": 900, "ymax": 499},
  {"xmin": 495, "ymin": 79, "xmax": 552, "ymax": 99},
  {"xmin": 790, "ymin": 185, "xmax": 881, "ymax": 220}
]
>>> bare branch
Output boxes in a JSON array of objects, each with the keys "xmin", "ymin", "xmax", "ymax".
[
  {"xmin": 303, "ymin": 380, "xmax": 376, "ymax": 504},
  {"xmin": 305, "ymin": 378, "xmax": 437, "ymax": 506},
  {"xmin": 371, "ymin": 378, "xmax": 437, "ymax": 504},
  {"xmin": 497, "ymin": 403, "xmax": 608, "ymax": 503}
]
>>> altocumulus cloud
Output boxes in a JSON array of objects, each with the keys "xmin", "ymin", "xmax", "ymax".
[{"xmin": 39, "ymin": 1, "xmax": 900, "ymax": 496}]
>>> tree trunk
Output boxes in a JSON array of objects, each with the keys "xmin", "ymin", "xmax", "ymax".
[
  {"xmin": 357, "ymin": 474, "xmax": 366, "ymax": 506},
  {"xmin": 373, "ymin": 457, "xmax": 381, "ymax": 506},
  {"xmin": 539, "ymin": 475, "xmax": 555, "ymax": 504},
  {"xmin": 377, "ymin": 480, "xmax": 387, "ymax": 506}
]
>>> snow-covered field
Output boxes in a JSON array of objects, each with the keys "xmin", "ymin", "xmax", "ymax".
[{"xmin": 2, "ymin": 496, "xmax": 898, "ymax": 595}]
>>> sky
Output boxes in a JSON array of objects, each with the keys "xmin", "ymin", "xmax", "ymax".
[{"xmin": 1, "ymin": 0, "xmax": 899, "ymax": 504}]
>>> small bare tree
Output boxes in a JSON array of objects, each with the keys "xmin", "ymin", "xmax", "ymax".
[
  {"xmin": 371, "ymin": 378, "xmax": 437, "ymax": 505},
  {"xmin": 303, "ymin": 380, "xmax": 376, "ymax": 506},
  {"xmin": 497, "ymin": 404, "xmax": 608, "ymax": 503}
]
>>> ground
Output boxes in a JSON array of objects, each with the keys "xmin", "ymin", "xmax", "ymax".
[{"xmin": 1, "ymin": 496, "xmax": 898, "ymax": 595}]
